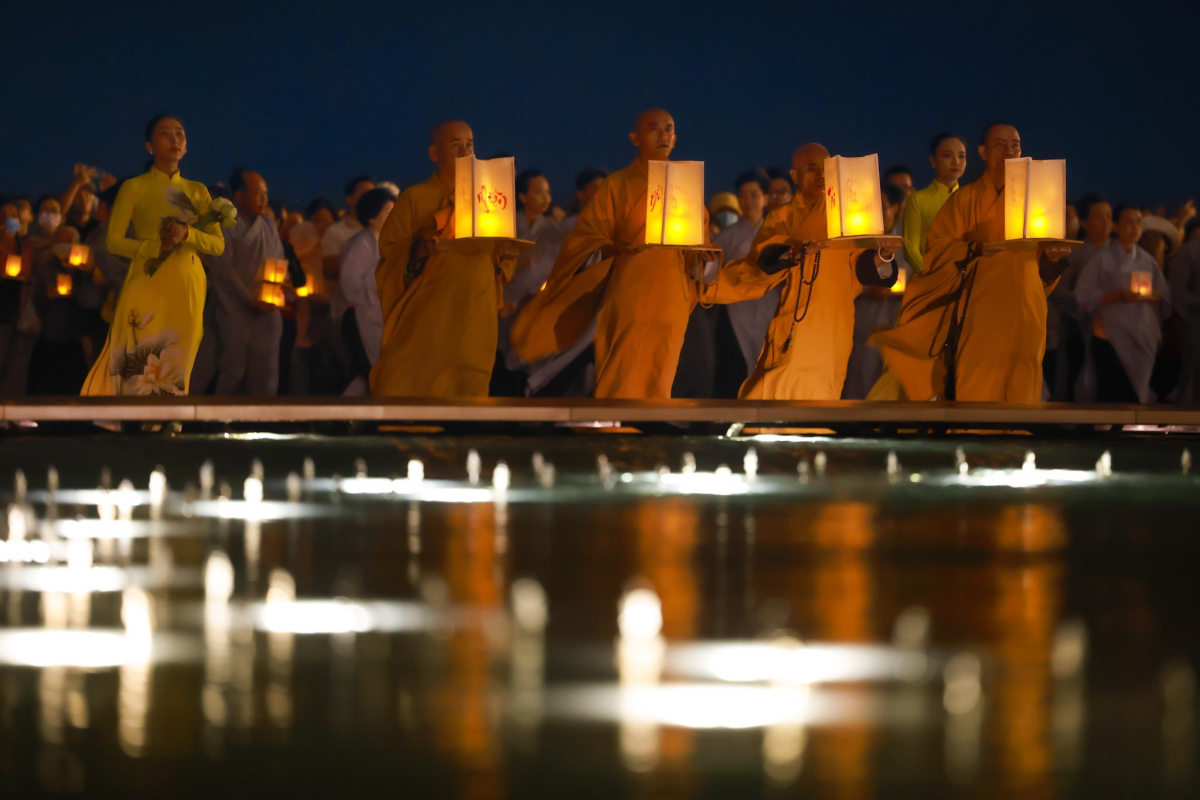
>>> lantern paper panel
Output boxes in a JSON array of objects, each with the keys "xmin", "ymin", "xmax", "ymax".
[
  {"xmin": 68, "ymin": 245, "xmax": 91, "ymax": 268},
  {"xmin": 891, "ymin": 265, "xmax": 908, "ymax": 294},
  {"xmin": 1005, "ymin": 158, "xmax": 1067, "ymax": 240},
  {"xmin": 55, "ymin": 274, "xmax": 73, "ymax": 296},
  {"xmin": 645, "ymin": 161, "xmax": 705, "ymax": 246},
  {"xmin": 258, "ymin": 283, "xmax": 285, "ymax": 308},
  {"xmin": 455, "ymin": 155, "xmax": 516, "ymax": 239},
  {"xmin": 825, "ymin": 155, "xmax": 884, "ymax": 239},
  {"xmin": 4, "ymin": 254, "xmax": 23, "ymax": 279},
  {"xmin": 262, "ymin": 258, "xmax": 289, "ymax": 285},
  {"xmin": 1131, "ymin": 270, "xmax": 1153, "ymax": 297}
]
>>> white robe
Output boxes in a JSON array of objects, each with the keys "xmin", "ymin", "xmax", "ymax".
[
  {"xmin": 208, "ymin": 214, "xmax": 285, "ymax": 396},
  {"xmin": 842, "ymin": 220, "xmax": 907, "ymax": 399},
  {"xmin": 1075, "ymin": 240, "xmax": 1171, "ymax": 403},
  {"xmin": 339, "ymin": 228, "xmax": 383, "ymax": 366},
  {"xmin": 714, "ymin": 216, "xmax": 775, "ymax": 380}
]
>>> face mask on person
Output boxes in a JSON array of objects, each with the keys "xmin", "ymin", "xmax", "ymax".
[
  {"xmin": 52, "ymin": 243, "xmax": 73, "ymax": 261},
  {"xmin": 715, "ymin": 210, "xmax": 739, "ymax": 230},
  {"xmin": 38, "ymin": 212, "xmax": 62, "ymax": 233},
  {"xmin": 4, "ymin": 218, "xmax": 19, "ymax": 235}
]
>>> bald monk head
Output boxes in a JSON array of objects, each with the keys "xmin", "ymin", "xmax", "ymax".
[
  {"xmin": 233, "ymin": 170, "xmax": 269, "ymax": 220},
  {"xmin": 428, "ymin": 120, "xmax": 475, "ymax": 180},
  {"xmin": 789, "ymin": 143, "xmax": 830, "ymax": 205},
  {"xmin": 978, "ymin": 122, "xmax": 1020, "ymax": 181},
  {"xmin": 629, "ymin": 109, "xmax": 676, "ymax": 163}
]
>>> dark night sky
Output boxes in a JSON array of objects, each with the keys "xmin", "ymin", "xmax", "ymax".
[{"xmin": 5, "ymin": 1, "xmax": 1198, "ymax": 212}]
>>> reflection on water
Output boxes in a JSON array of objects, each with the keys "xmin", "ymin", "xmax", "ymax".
[{"xmin": 0, "ymin": 433, "xmax": 1198, "ymax": 796}]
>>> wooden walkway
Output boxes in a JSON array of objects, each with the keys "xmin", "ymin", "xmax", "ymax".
[{"xmin": 3, "ymin": 398, "xmax": 1200, "ymax": 430}]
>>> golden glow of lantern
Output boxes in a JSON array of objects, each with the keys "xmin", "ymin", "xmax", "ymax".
[
  {"xmin": 56, "ymin": 273, "xmax": 73, "ymax": 296},
  {"xmin": 1130, "ymin": 270, "xmax": 1153, "ymax": 297},
  {"xmin": 295, "ymin": 283, "xmax": 312, "ymax": 298},
  {"xmin": 258, "ymin": 283, "xmax": 285, "ymax": 307},
  {"xmin": 4, "ymin": 254, "xmax": 22, "ymax": 278},
  {"xmin": 454, "ymin": 155, "xmax": 516, "ymax": 239},
  {"xmin": 262, "ymin": 257, "xmax": 288, "ymax": 284},
  {"xmin": 645, "ymin": 161, "xmax": 705, "ymax": 246},
  {"xmin": 891, "ymin": 265, "xmax": 908, "ymax": 294},
  {"xmin": 68, "ymin": 244, "xmax": 91, "ymax": 267},
  {"xmin": 824, "ymin": 154, "xmax": 885, "ymax": 239},
  {"xmin": 1005, "ymin": 157, "xmax": 1066, "ymax": 240}
]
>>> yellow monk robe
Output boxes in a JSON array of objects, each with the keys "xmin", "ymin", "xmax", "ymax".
[
  {"xmin": 718, "ymin": 195, "xmax": 873, "ymax": 400},
  {"xmin": 370, "ymin": 175, "xmax": 514, "ymax": 397},
  {"xmin": 869, "ymin": 171, "xmax": 1056, "ymax": 402},
  {"xmin": 510, "ymin": 159, "xmax": 710, "ymax": 399}
]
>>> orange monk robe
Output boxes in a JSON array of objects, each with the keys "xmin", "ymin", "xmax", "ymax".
[
  {"xmin": 869, "ymin": 171, "xmax": 1056, "ymax": 402},
  {"xmin": 510, "ymin": 159, "xmax": 711, "ymax": 399},
  {"xmin": 706, "ymin": 195, "xmax": 872, "ymax": 400},
  {"xmin": 370, "ymin": 175, "xmax": 514, "ymax": 397}
]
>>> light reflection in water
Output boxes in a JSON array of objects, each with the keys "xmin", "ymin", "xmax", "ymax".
[{"xmin": 0, "ymin": 437, "xmax": 1196, "ymax": 796}]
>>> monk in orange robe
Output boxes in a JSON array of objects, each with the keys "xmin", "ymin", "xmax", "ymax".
[
  {"xmin": 707, "ymin": 144, "xmax": 902, "ymax": 399},
  {"xmin": 371, "ymin": 121, "xmax": 517, "ymax": 397},
  {"xmin": 868, "ymin": 123, "xmax": 1072, "ymax": 402},
  {"xmin": 510, "ymin": 109, "xmax": 719, "ymax": 399}
]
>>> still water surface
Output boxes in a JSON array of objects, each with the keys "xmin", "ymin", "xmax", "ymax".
[{"xmin": 0, "ymin": 432, "xmax": 1197, "ymax": 797}]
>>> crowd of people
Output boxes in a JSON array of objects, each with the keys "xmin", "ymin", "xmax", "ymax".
[{"xmin": 1, "ymin": 111, "xmax": 1197, "ymax": 404}]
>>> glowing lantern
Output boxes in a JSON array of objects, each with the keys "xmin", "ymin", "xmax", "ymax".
[
  {"xmin": 295, "ymin": 283, "xmax": 312, "ymax": 298},
  {"xmin": 645, "ymin": 161, "xmax": 705, "ymax": 246},
  {"xmin": 1130, "ymin": 270, "xmax": 1153, "ymax": 297},
  {"xmin": 258, "ymin": 282, "xmax": 285, "ymax": 308},
  {"xmin": 56, "ymin": 273, "xmax": 73, "ymax": 296},
  {"xmin": 891, "ymin": 265, "xmax": 908, "ymax": 294},
  {"xmin": 262, "ymin": 258, "xmax": 289, "ymax": 285},
  {"xmin": 824, "ymin": 154, "xmax": 885, "ymax": 239},
  {"xmin": 4, "ymin": 254, "xmax": 24, "ymax": 280},
  {"xmin": 455, "ymin": 155, "xmax": 516, "ymax": 239},
  {"xmin": 67, "ymin": 244, "xmax": 91, "ymax": 268},
  {"xmin": 1005, "ymin": 158, "xmax": 1066, "ymax": 240}
]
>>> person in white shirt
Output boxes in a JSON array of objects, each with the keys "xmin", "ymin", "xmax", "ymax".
[
  {"xmin": 718, "ymin": 169, "xmax": 776, "ymax": 392},
  {"xmin": 843, "ymin": 184, "xmax": 909, "ymax": 398},
  {"xmin": 559, "ymin": 167, "xmax": 608, "ymax": 234},
  {"xmin": 321, "ymin": 174, "xmax": 375, "ymax": 303},
  {"xmin": 492, "ymin": 169, "xmax": 566, "ymax": 395},
  {"xmin": 338, "ymin": 187, "xmax": 396, "ymax": 396},
  {"xmin": 1075, "ymin": 205, "xmax": 1172, "ymax": 403}
]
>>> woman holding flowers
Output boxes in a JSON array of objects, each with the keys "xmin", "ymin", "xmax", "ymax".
[{"xmin": 81, "ymin": 115, "xmax": 235, "ymax": 396}]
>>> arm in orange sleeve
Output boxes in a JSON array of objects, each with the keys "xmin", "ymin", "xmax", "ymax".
[
  {"xmin": 923, "ymin": 192, "xmax": 972, "ymax": 277},
  {"xmin": 375, "ymin": 189, "xmax": 417, "ymax": 327}
]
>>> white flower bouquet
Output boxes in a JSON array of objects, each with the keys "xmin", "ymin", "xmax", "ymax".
[{"xmin": 145, "ymin": 189, "xmax": 238, "ymax": 275}]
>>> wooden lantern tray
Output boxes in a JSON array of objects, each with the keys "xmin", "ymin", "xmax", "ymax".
[
  {"xmin": 442, "ymin": 237, "xmax": 536, "ymax": 256},
  {"xmin": 993, "ymin": 238, "xmax": 1084, "ymax": 251},
  {"xmin": 810, "ymin": 235, "xmax": 903, "ymax": 251}
]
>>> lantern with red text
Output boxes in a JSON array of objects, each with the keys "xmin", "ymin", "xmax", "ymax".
[
  {"xmin": 455, "ymin": 155, "xmax": 516, "ymax": 240},
  {"xmin": 645, "ymin": 161, "xmax": 705, "ymax": 246},
  {"xmin": 1005, "ymin": 158, "xmax": 1066, "ymax": 240},
  {"xmin": 825, "ymin": 155, "xmax": 885, "ymax": 239}
]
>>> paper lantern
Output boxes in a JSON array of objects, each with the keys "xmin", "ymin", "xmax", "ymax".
[
  {"xmin": 645, "ymin": 161, "xmax": 705, "ymax": 246},
  {"xmin": 262, "ymin": 257, "xmax": 289, "ymax": 285},
  {"xmin": 258, "ymin": 282, "xmax": 285, "ymax": 308},
  {"xmin": 4, "ymin": 254, "xmax": 24, "ymax": 279},
  {"xmin": 56, "ymin": 273, "xmax": 73, "ymax": 296},
  {"xmin": 1130, "ymin": 270, "xmax": 1153, "ymax": 297},
  {"xmin": 824, "ymin": 155, "xmax": 885, "ymax": 239},
  {"xmin": 1005, "ymin": 158, "xmax": 1066, "ymax": 240},
  {"xmin": 67, "ymin": 244, "xmax": 91, "ymax": 268},
  {"xmin": 455, "ymin": 155, "xmax": 516, "ymax": 239},
  {"xmin": 891, "ymin": 266, "xmax": 908, "ymax": 294}
]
